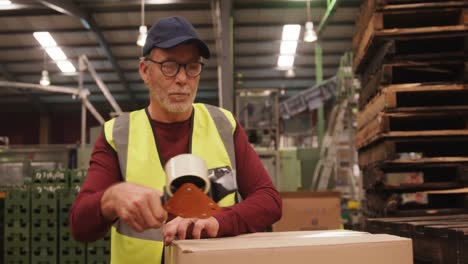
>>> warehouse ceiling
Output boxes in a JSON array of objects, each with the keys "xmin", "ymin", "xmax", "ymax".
[{"xmin": 0, "ymin": 0, "xmax": 361, "ymax": 115}]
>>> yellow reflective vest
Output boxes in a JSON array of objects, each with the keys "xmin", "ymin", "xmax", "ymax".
[{"xmin": 103, "ymin": 103, "xmax": 238, "ymax": 264}]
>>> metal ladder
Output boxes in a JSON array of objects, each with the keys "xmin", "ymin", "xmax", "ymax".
[{"xmin": 311, "ymin": 99, "xmax": 348, "ymax": 191}]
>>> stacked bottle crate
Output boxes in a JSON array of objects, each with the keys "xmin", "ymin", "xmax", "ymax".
[{"xmin": 4, "ymin": 185, "xmax": 31, "ymax": 264}]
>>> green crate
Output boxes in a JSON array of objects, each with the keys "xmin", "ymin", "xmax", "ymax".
[
  {"xmin": 86, "ymin": 233, "xmax": 110, "ymax": 264},
  {"xmin": 0, "ymin": 197, "xmax": 3, "ymax": 264},
  {"xmin": 60, "ymin": 249, "xmax": 86, "ymax": 264},
  {"xmin": 60, "ymin": 242, "xmax": 85, "ymax": 264},
  {"xmin": 4, "ymin": 188, "xmax": 30, "ymax": 264},
  {"xmin": 57, "ymin": 188, "xmax": 85, "ymax": 264},
  {"xmin": 30, "ymin": 188, "xmax": 58, "ymax": 263},
  {"xmin": 32, "ymin": 169, "xmax": 69, "ymax": 187},
  {"xmin": 31, "ymin": 247, "xmax": 56, "ymax": 264},
  {"xmin": 86, "ymin": 247, "xmax": 110, "ymax": 264},
  {"xmin": 69, "ymin": 170, "xmax": 86, "ymax": 188},
  {"xmin": 4, "ymin": 246, "xmax": 29, "ymax": 264}
]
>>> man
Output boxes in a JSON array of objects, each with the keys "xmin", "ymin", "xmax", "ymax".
[{"xmin": 69, "ymin": 16, "xmax": 282, "ymax": 264}]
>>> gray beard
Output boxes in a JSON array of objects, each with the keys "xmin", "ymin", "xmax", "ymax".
[{"xmin": 151, "ymin": 89, "xmax": 195, "ymax": 113}]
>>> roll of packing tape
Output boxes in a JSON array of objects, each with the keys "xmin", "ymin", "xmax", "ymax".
[{"xmin": 164, "ymin": 154, "xmax": 210, "ymax": 197}]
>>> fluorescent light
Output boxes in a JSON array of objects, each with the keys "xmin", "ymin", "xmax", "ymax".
[
  {"xmin": 33, "ymin": 31, "xmax": 75, "ymax": 73},
  {"xmin": 33, "ymin": 32, "xmax": 57, "ymax": 48},
  {"xmin": 0, "ymin": 0, "xmax": 12, "ymax": 6},
  {"xmin": 277, "ymin": 24, "xmax": 300, "ymax": 71},
  {"xmin": 277, "ymin": 55, "xmax": 295, "ymax": 68},
  {"xmin": 281, "ymin": 24, "xmax": 301, "ymax": 41},
  {"xmin": 280, "ymin": 41, "xmax": 298, "ymax": 55},
  {"xmin": 56, "ymin": 61, "xmax": 76, "ymax": 73},
  {"xmin": 45, "ymin": 47, "xmax": 67, "ymax": 61}
]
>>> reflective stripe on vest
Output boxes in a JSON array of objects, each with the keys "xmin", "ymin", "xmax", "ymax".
[{"xmin": 103, "ymin": 103, "xmax": 237, "ymax": 264}]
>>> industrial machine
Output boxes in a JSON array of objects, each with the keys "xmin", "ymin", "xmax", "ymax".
[{"xmin": 235, "ymin": 88, "xmax": 281, "ymax": 188}]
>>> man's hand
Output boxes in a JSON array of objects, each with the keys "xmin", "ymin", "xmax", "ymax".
[
  {"xmin": 100, "ymin": 182, "xmax": 167, "ymax": 233},
  {"xmin": 163, "ymin": 216, "xmax": 219, "ymax": 246}
]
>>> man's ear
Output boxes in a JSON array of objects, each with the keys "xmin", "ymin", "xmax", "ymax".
[{"xmin": 139, "ymin": 59, "xmax": 149, "ymax": 84}]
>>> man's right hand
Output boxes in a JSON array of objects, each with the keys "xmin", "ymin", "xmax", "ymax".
[{"xmin": 100, "ymin": 182, "xmax": 167, "ymax": 233}]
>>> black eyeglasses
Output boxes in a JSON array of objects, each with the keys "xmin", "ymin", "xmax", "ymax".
[{"xmin": 144, "ymin": 58, "xmax": 204, "ymax": 77}]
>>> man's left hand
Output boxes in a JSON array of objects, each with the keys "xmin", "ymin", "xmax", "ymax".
[{"xmin": 163, "ymin": 216, "xmax": 219, "ymax": 246}]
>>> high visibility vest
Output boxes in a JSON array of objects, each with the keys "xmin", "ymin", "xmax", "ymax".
[{"xmin": 103, "ymin": 103, "xmax": 238, "ymax": 264}]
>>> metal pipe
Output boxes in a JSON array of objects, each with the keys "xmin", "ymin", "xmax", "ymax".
[
  {"xmin": 79, "ymin": 56, "xmax": 86, "ymax": 147},
  {"xmin": 80, "ymin": 55, "xmax": 123, "ymax": 115},
  {"xmin": 81, "ymin": 97, "xmax": 105, "ymax": 125},
  {"xmin": 0, "ymin": 81, "xmax": 79, "ymax": 95},
  {"xmin": 81, "ymin": 100, "xmax": 86, "ymax": 147}
]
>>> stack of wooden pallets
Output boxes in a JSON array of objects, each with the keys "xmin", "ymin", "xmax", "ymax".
[
  {"xmin": 353, "ymin": 0, "xmax": 468, "ymax": 217},
  {"xmin": 366, "ymin": 215, "xmax": 468, "ymax": 263}
]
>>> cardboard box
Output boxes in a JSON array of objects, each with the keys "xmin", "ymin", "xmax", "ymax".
[
  {"xmin": 273, "ymin": 192, "xmax": 341, "ymax": 231},
  {"xmin": 165, "ymin": 230, "xmax": 413, "ymax": 264}
]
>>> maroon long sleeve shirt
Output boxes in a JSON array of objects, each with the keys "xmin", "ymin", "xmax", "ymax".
[{"xmin": 69, "ymin": 114, "xmax": 282, "ymax": 242}]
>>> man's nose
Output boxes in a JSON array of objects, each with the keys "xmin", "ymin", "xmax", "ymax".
[{"xmin": 175, "ymin": 66, "xmax": 188, "ymax": 82}]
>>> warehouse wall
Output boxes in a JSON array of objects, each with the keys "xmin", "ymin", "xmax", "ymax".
[{"xmin": 0, "ymin": 112, "xmax": 101, "ymax": 145}]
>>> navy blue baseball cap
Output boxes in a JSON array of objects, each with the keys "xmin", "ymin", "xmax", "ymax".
[{"xmin": 143, "ymin": 16, "xmax": 211, "ymax": 59}]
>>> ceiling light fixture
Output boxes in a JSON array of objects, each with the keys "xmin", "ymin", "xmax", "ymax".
[
  {"xmin": 33, "ymin": 31, "xmax": 76, "ymax": 73},
  {"xmin": 137, "ymin": 0, "xmax": 147, "ymax": 47},
  {"xmin": 277, "ymin": 55, "xmax": 295, "ymax": 68},
  {"xmin": 39, "ymin": 50, "xmax": 50, "ymax": 86},
  {"xmin": 280, "ymin": 41, "xmax": 298, "ymax": 55},
  {"xmin": 33, "ymin": 32, "xmax": 57, "ymax": 47},
  {"xmin": 40, "ymin": 70, "xmax": 50, "ymax": 86},
  {"xmin": 56, "ymin": 61, "xmax": 76, "ymax": 73},
  {"xmin": 0, "ymin": 0, "xmax": 12, "ymax": 6},
  {"xmin": 277, "ymin": 24, "xmax": 301, "ymax": 70},
  {"xmin": 304, "ymin": 0, "xmax": 317, "ymax": 43},
  {"xmin": 285, "ymin": 68, "xmax": 296, "ymax": 78},
  {"xmin": 281, "ymin": 24, "xmax": 301, "ymax": 41}
]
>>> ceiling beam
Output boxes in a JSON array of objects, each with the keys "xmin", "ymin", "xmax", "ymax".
[
  {"xmin": 0, "ymin": 52, "xmax": 345, "ymax": 64},
  {"xmin": 36, "ymin": 0, "xmax": 138, "ymax": 110},
  {"xmin": 0, "ymin": 64, "xmax": 46, "ymax": 111},
  {"xmin": 0, "ymin": 64, "xmax": 16, "ymax": 81},
  {"xmin": 28, "ymin": 74, "xmax": 335, "ymax": 86},
  {"xmin": 0, "ymin": 21, "xmax": 355, "ymax": 35},
  {"xmin": 233, "ymin": 0, "xmax": 361, "ymax": 9},
  {"xmin": 0, "ymin": 37, "xmax": 351, "ymax": 51},
  {"xmin": 12, "ymin": 63, "xmax": 340, "ymax": 76},
  {"xmin": 0, "ymin": 82, "xmax": 333, "ymax": 98}
]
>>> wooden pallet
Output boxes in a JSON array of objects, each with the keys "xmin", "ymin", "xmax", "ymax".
[
  {"xmin": 365, "ymin": 190, "xmax": 468, "ymax": 217},
  {"xmin": 377, "ymin": 0, "xmax": 468, "ymax": 6},
  {"xmin": 358, "ymin": 135, "xmax": 468, "ymax": 167},
  {"xmin": 359, "ymin": 36, "xmax": 468, "ymax": 88},
  {"xmin": 358, "ymin": 82, "xmax": 468, "ymax": 122},
  {"xmin": 353, "ymin": 2, "xmax": 468, "ymax": 73},
  {"xmin": 448, "ymin": 227, "xmax": 468, "ymax": 263},
  {"xmin": 357, "ymin": 110, "xmax": 468, "ymax": 149},
  {"xmin": 366, "ymin": 213, "xmax": 468, "ymax": 233},
  {"xmin": 398, "ymin": 221, "xmax": 468, "ymax": 263},
  {"xmin": 359, "ymin": 61, "xmax": 468, "ymax": 108},
  {"xmin": 357, "ymin": 129, "xmax": 468, "ymax": 152},
  {"xmin": 354, "ymin": 0, "xmax": 468, "ymax": 54},
  {"xmin": 362, "ymin": 163, "xmax": 468, "ymax": 191},
  {"xmin": 366, "ymin": 215, "xmax": 468, "ymax": 263}
]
